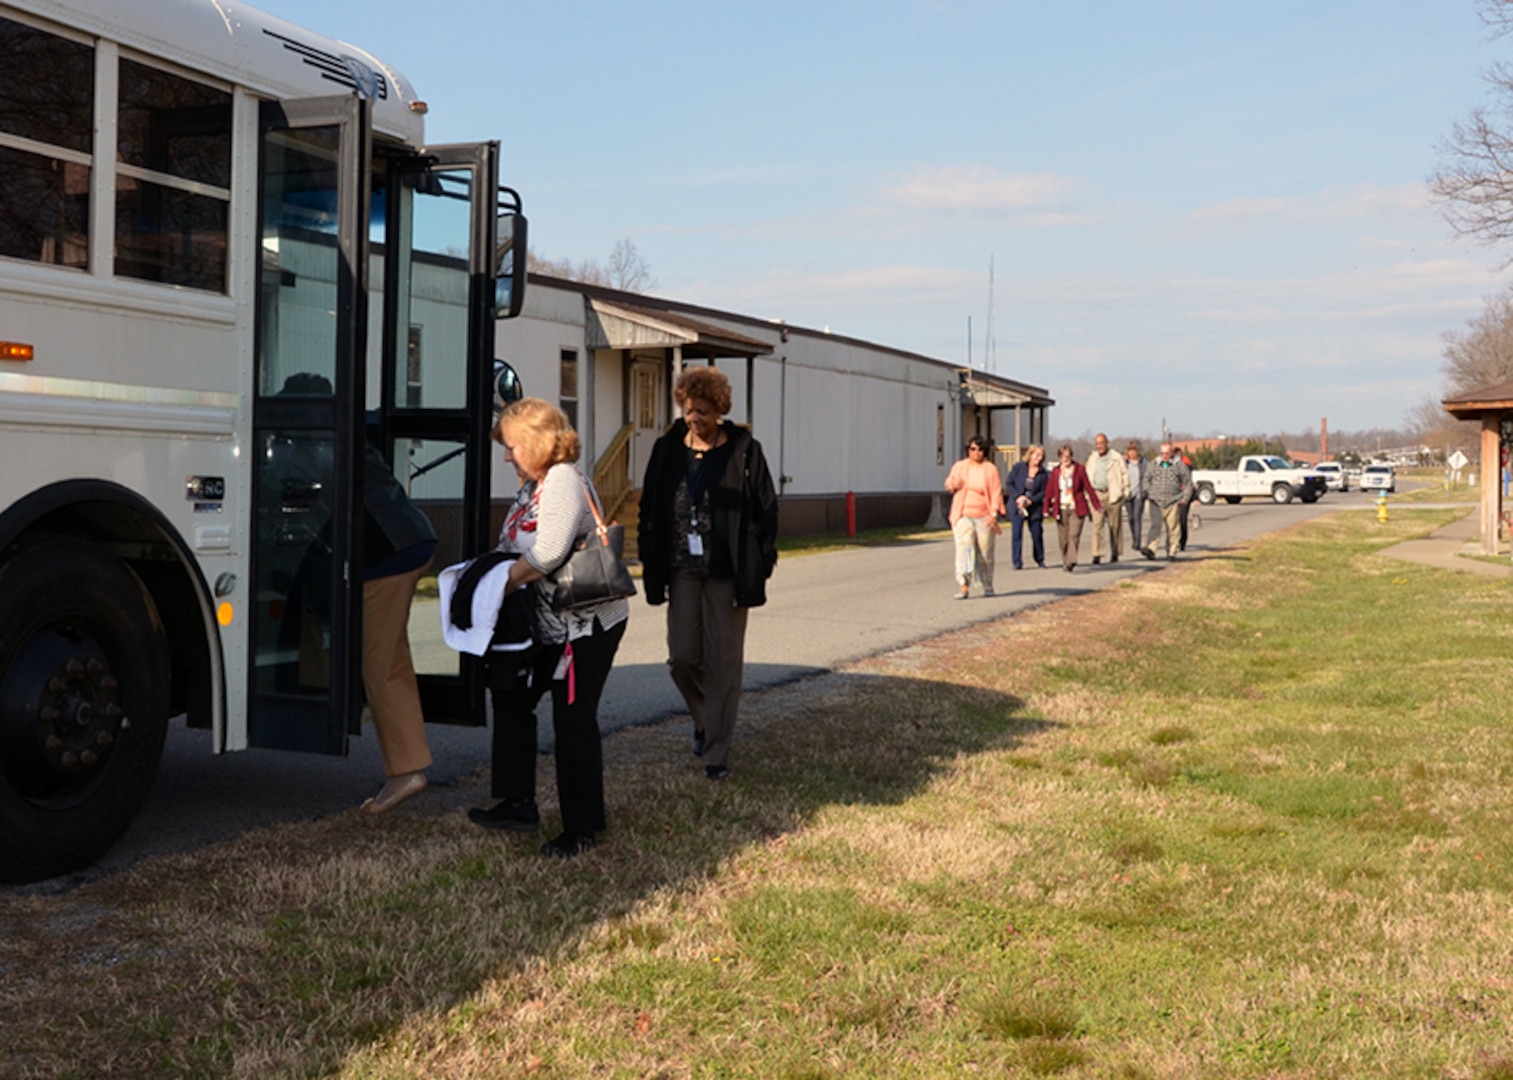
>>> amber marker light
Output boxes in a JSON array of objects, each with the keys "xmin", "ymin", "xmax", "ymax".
[
  {"xmin": 1, "ymin": 341, "xmax": 35, "ymax": 361},
  {"xmin": 217, "ymin": 602, "xmax": 234, "ymax": 627},
  {"xmin": 409, "ymin": 100, "xmax": 428, "ymax": 114}
]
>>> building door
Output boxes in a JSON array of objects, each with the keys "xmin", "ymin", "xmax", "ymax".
[{"xmin": 630, "ymin": 358, "xmax": 664, "ymax": 485}]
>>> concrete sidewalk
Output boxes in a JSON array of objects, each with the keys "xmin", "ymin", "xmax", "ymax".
[{"xmin": 1378, "ymin": 507, "xmax": 1511, "ymax": 576}]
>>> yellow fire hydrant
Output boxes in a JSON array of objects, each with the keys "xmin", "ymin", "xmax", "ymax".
[{"xmin": 1376, "ymin": 490, "xmax": 1389, "ymax": 523}]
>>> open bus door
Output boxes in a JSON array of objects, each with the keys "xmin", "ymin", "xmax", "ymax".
[
  {"xmin": 370, "ymin": 142, "xmax": 505, "ymax": 726},
  {"xmin": 248, "ymin": 96, "xmax": 371, "ymax": 754}
]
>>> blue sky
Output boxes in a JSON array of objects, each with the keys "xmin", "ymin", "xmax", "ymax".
[{"xmin": 260, "ymin": 0, "xmax": 1511, "ymax": 438}]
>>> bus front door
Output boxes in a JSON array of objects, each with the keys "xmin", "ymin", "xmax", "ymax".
[
  {"xmin": 371, "ymin": 142, "xmax": 501, "ymax": 727},
  {"xmin": 247, "ymin": 97, "xmax": 372, "ymax": 754}
]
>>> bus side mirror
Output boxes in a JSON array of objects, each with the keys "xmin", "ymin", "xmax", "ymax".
[{"xmin": 494, "ymin": 212, "xmax": 527, "ymax": 320}]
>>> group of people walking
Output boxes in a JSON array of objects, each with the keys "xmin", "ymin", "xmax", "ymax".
[
  {"xmin": 949, "ymin": 435, "xmax": 1193, "ymax": 596},
  {"xmin": 357, "ymin": 367, "xmax": 778, "ymax": 859}
]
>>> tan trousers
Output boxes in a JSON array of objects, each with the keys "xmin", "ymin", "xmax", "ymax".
[
  {"xmin": 363, "ymin": 565, "xmax": 433, "ymax": 777},
  {"xmin": 1090, "ymin": 496, "xmax": 1124, "ymax": 559},
  {"xmin": 1054, "ymin": 512, "xmax": 1085, "ymax": 569},
  {"xmin": 1155, "ymin": 503, "xmax": 1183, "ymax": 558}
]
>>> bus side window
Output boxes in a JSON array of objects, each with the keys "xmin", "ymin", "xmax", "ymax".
[
  {"xmin": 0, "ymin": 15, "xmax": 93, "ymax": 269},
  {"xmin": 115, "ymin": 58, "xmax": 232, "ymax": 292}
]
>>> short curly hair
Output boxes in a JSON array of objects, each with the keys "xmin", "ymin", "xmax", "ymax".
[
  {"xmin": 493, "ymin": 397, "xmax": 580, "ymax": 469},
  {"xmin": 674, "ymin": 366, "xmax": 733, "ymax": 415}
]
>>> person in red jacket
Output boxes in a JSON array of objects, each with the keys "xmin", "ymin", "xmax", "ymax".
[{"xmin": 1043, "ymin": 444, "xmax": 1102, "ymax": 573}]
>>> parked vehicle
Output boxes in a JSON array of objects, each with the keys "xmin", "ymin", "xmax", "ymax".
[
  {"xmin": 1313, "ymin": 462, "xmax": 1349, "ymax": 492},
  {"xmin": 1192, "ymin": 456, "xmax": 1328, "ymax": 505},
  {"xmin": 1360, "ymin": 464, "xmax": 1396, "ymax": 493}
]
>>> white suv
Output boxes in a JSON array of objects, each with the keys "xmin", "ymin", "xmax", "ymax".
[
  {"xmin": 1360, "ymin": 464, "xmax": 1395, "ymax": 493},
  {"xmin": 1313, "ymin": 462, "xmax": 1348, "ymax": 492}
]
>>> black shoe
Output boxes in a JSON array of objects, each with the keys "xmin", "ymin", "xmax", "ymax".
[
  {"xmin": 693, "ymin": 731, "xmax": 705, "ymax": 757},
  {"xmin": 540, "ymin": 831, "xmax": 595, "ymax": 858},
  {"xmin": 1037, "ymin": 562, "xmax": 1047, "ymax": 569},
  {"xmin": 1092, "ymin": 555, "xmax": 1101, "ymax": 565},
  {"xmin": 1140, "ymin": 547, "xmax": 1155, "ymax": 561},
  {"xmin": 468, "ymin": 798, "xmax": 540, "ymax": 832},
  {"xmin": 705, "ymin": 765, "xmax": 729, "ymax": 781},
  {"xmin": 1110, "ymin": 555, "xmax": 1119, "ymax": 563},
  {"xmin": 1168, "ymin": 554, "xmax": 1177, "ymax": 561}
]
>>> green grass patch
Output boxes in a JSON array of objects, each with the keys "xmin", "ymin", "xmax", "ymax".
[{"xmin": 12, "ymin": 508, "xmax": 1513, "ymax": 1078}]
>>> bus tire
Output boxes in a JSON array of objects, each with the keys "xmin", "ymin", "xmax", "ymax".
[{"xmin": 0, "ymin": 540, "xmax": 170, "ymax": 884}]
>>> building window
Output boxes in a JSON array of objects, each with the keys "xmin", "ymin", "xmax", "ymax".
[
  {"xmin": 936, "ymin": 404, "xmax": 945, "ymax": 466},
  {"xmin": 115, "ymin": 57, "xmax": 232, "ymax": 292},
  {"xmin": 0, "ymin": 15, "xmax": 93, "ymax": 269},
  {"xmin": 560, "ymin": 348, "xmax": 578, "ymax": 429}
]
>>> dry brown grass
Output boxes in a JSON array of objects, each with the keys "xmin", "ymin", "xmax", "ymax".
[{"xmin": 5, "ymin": 508, "xmax": 1513, "ymax": 1078}]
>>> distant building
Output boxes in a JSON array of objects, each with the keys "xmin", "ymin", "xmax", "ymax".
[{"xmin": 495, "ymin": 275, "xmax": 1054, "ymax": 535}]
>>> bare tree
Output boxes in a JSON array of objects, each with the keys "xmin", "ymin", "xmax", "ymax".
[
  {"xmin": 527, "ymin": 239, "xmax": 656, "ymax": 293},
  {"xmin": 1431, "ymin": 1, "xmax": 1513, "ymax": 246},
  {"xmin": 1442, "ymin": 284, "xmax": 1513, "ymax": 392},
  {"xmin": 606, "ymin": 237, "xmax": 657, "ymax": 292}
]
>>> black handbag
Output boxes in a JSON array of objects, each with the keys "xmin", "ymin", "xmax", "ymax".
[{"xmin": 549, "ymin": 472, "xmax": 638, "ymax": 611}]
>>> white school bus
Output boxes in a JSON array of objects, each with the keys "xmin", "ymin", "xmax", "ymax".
[{"xmin": 0, "ymin": 0, "xmax": 527, "ymax": 882}]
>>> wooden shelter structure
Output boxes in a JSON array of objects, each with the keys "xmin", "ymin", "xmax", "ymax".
[{"xmin": 1442, "ymin": 381, "xmax": 1513, "ymax": 555}]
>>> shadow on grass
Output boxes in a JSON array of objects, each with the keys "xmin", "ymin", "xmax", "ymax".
[{"xmin": 0, "ymin": 669, "xmax": 1054, "ymax": 1078}]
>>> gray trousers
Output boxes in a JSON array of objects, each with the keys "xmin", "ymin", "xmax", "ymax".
[{"xmin": 668, "ymin": 572, "xmax": 750, "ymax": 769}]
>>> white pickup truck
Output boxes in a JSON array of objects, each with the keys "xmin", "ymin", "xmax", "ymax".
[{"xmin": 1191, "ymin": 455, "xmax": 1328, "ymax": 505}]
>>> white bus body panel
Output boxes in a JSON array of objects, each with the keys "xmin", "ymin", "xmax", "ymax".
[{"xmin": 12, "ymin": 0, "xmax": 424, "ymax": 144}]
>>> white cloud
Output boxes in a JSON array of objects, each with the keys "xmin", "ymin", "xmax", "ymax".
[
  {"xmin": 877, "ymin": 166, "xmax": 1083, "ymax": 212},
  {"xmin": 1189, "ymin": 183, "xmax": 1433, "ymax": 225}
]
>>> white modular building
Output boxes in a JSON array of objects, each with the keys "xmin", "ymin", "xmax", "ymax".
[{"xmin": 494, "ymin": 275, "xmax": 1054, "ymax": 537}]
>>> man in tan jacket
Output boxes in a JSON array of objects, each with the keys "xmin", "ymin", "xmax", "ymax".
[{"xmin": 1085, "ymin": 432, "xmax": 1129, "ymax": 564}]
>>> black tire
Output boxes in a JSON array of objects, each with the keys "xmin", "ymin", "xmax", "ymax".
[
  {"xmin": 1196, "ymin": 484, "xmax": 1217, "ymax": 505},
  {"xmin": 1271, "ymin": 485, "xmax": 1293, "ymax": 504},
  {"xmin": 1301, "ymin": 492, "xmax": 1319, "ymax": 504},
  {"xmin": 1224, "ymin": 495, "xmax": 1242, "ymax": 505},
  {"xmin": 0, "ymin": 540, "xmax": 169, "ymax": 884}
]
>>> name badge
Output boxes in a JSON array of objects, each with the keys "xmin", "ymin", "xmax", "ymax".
[{"xmin": 687, "ymin": 532, "xmax": 704, "ymax": 557}]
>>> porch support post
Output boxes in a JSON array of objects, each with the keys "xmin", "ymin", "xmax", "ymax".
[
  {"xmin": 1482, "ymin": 414, "xmax": 1501, "ymax": 556},
  {"xmin": 670, "ymin": 345, "xmax": 683, "ymax": 427}
]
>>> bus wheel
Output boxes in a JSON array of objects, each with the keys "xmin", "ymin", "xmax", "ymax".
[{"xmin": 0, "ymin": 540, "xmax": 169, "ymax": 884}]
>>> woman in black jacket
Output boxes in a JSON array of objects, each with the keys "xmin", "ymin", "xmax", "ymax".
[{"xmin": 639, "ymin": 367, "xmax": 778, "ymax": 780}]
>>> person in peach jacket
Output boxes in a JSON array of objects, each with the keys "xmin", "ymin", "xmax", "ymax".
[{"xmin": 945, "ymin": 435, "xmax": 1005, "ymax": 599}]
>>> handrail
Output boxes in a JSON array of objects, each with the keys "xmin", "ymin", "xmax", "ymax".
[{"xmin": 592, "ymin": 423, "xmax": 635, "ymax": 522}]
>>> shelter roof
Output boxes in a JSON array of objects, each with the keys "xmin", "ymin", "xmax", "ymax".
[
  {"xmin": 585, "ymin": 298, "xmax": 772, "ymax": 359},
  {"xmin": 1443, "ymin": 381, "xmax": 1513, "ymax": 418}
]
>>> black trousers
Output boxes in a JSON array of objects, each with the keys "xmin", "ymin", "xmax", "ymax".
[{"xmin": 487, "ymin": 618, "xmax": 626, "ymax": 836}]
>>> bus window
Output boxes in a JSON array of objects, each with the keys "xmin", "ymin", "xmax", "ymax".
[
  {"xmin": 115, "ymin": 57, "xmax": 232, "ymax": 291},
  {"xmin": 0, "ymin": 14, "xmax": 93, "ymax": 268},
  {"xmin": 257, "ymin": 125, "xmax": 344, "ymax": 397}
]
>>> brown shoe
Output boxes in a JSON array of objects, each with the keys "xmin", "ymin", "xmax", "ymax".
[{"xmin": 362, "ymin": 771, "xmax": 427, "ymax": 814}]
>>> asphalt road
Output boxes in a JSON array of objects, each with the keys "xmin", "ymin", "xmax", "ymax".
[{"xmin": 51, "ymin": 488, "xmax": 1381, "ymax": 886}]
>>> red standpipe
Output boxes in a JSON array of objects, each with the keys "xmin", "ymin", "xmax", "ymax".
[{"xmin": 846, "ymin": 491, "xmax": 857, "ymax": 537}]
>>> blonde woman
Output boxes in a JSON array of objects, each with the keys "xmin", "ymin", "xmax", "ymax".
[
  {"xmin": 945, "ymin": 435, "xmax": 1005, "ymax": 598},
  {"xmin": 1003, "ymin": 443, "xmax": 1049, "ymax": 570},
  {"xmin": 468, "ymin": 398, "xmax": 628, "ymax": 858}
]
